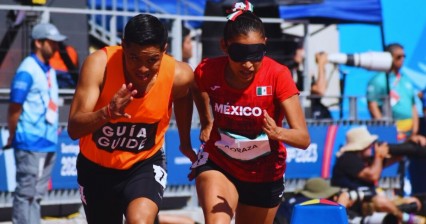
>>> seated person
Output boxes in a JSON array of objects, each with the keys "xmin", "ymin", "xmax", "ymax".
[
  {"xmin": 331, "ymin": 126, "xmax": 424, "ymax": 224},
  {"xmin": 275, "ymin": 177, "xmax": 352, "ymax": 224}
]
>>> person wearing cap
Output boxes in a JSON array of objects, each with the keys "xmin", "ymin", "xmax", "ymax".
[
  {"xmin": 275, "ymin": 178, "xmax": 352, "ymax": 224},
  {"xmin": 331, "ymin": 126, "xmax": 424, "ymax": 224},
  {"xmin": 6, "ymin": 22, "xmax": 66, "ymax": 223}
]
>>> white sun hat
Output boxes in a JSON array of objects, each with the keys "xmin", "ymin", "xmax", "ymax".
[{"xmin": 338, "ymin": 126, "xmax": 378, "ymax": 155}]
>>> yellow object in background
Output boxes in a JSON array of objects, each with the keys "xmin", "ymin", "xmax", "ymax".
[
  {"xmin": 396, "ymin": 118, "xmax": 413, "ymax": 133},
  {"xmin": 32, "ymin": 0, "xmax": 47, "ymax": 5}
]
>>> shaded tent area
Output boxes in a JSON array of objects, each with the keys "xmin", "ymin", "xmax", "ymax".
[
  {"xmin": 278, "ymin": 0, "xmax": 383, "ymax": 25},
  {"xmin": 279, "ymin": 0, "xmax": 386, "ymax": 119}
]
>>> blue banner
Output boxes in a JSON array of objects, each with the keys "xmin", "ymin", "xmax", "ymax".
[
  {"xmin": 0, "ymin": 124, "xmax": 400, "ymax": 191},
  {"xmin": 0, "ymin": 129, "xmax": 7, "ymax": 191},
  {"xmin": 285, "ymin": 125, "xmax": 328, "ymax": 179},
  {"xmin": 165, "ymin": 128, "xmax": 202, "ymax": 186},
  {"xmin": 50, "ymin": 128, "xmax": 79, "ymax": 189}
]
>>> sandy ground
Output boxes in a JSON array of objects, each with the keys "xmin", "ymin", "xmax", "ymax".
[{"xmin": 0, "ymin": 206, "xmax": 205, "ymax": 224}]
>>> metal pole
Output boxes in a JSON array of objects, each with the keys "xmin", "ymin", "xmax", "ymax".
[{"xmin": 171, "ymin": 18, "xmax": 182, "ymax": 61}]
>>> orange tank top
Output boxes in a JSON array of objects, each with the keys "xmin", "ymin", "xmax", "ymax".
[{"xmin": 79, "ymin": 46, "xmax": 175, "ymax": 169}]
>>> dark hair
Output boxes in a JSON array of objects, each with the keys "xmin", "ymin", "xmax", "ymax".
[
  {"xmin": 182, "ymin": 25, "xmax": 190, "ymax": 42},
  {"xmin": 123, "ymin": 14, "xmax": 168, "ymax": 50},
  {"xmin": 30, "ymin": 39, "xmax": 47, "ymax": 51},
  {"xmin": 385, "ymin": 43, "xmax": 403, "ymax": 54},
  {"xmin": 223, "ymin": 11, "xmax": 265, "ymax": 44}
]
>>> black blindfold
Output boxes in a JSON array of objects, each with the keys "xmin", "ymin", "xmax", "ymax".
[{"xmin": 227, "ymin": 43, "xmax": 267, "ymax": 62}]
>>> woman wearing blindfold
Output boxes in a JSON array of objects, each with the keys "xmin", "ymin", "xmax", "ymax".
[{"xmin": 182, "ymin": 1, "xmax": 311, "ymax": 223}]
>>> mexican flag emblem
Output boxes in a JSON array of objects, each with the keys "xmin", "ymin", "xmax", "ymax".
[{"xmin": 256, "ymin": 86, "xmax": 272, "ymax": 96}]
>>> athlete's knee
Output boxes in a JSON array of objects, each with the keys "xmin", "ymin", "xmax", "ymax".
[
  {"xmin": 125, "ymin": 212, "xmax": 157, "ymax": 224},
  {"xmin": 126, "ymin": 198, "xmax": 158, "ymax": 224}
]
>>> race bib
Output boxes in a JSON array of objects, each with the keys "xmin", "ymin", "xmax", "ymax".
[
  {"xmin": 191, "ymin": 150, "xmax": 209, "ymax": 169},
  {"xmin": 215, "ymin": 130, "xmax": 271, "ymax": 161},
  {"xmin": 45, "ymin": 99, "xmax": 58, "ymax": 124}
]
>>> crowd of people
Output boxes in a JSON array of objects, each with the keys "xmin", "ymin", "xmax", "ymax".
[{"xmin": 4, "ymin": 0, "xmax": 426, "ymax": 224}]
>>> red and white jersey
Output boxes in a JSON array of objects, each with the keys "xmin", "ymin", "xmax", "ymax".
[{"xmin": 194, "ymin": 56, "xmax": 299, "ymax": 182}]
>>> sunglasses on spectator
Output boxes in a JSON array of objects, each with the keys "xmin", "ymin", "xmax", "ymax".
[{"xmin": 395, "ymin": 54, "xmax": 406, "ymax": 60}]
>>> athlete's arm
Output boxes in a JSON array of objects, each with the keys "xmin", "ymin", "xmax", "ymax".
[
  {"xmin": 67, "ymin": 50, "xmax": 137, "ymax": 139},
  {"xmin": 67, "ymin": 50, "xmax": 108, "ymax": 140},
  {"xmin": 262, "ymin": 95, "xmax": 310, "ymax": 149},
  {"xmin": 192, "ymin": 84, "xmax": 213, "ymax": 143},
  {"xmin": 173, "ymin": 61, "xmax": 197, "ymax": 162}
]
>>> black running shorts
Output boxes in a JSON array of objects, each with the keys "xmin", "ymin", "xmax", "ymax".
[
  {"xmin": 77, "ymin": 150, "xmax": 167, "ymax": 224},
  {"xmin": 194, "ymin": 159, "xmax": 285, "ymax": 208}
]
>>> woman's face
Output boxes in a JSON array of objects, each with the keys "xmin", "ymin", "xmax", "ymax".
[{"xmin": 223, "ymin": 31, "xmax": 266, "ymax": 86}]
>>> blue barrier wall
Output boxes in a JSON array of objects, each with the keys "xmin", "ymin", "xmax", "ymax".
[
  {"xmin": 0, "ymin": 124, "xmax": 399, "ymax": 191},
  {"xmin": 165, "ymin": 129, "xmax": 202, "ymax": 186},
  {"xmin": 285, "ymin": 125, "xmax": 328, "ymax": 179},
  {"xmin": 50, "ymin": 129, "xmax": 80, "ymax": 190},
  {"xmin": 0, "ymin": 130, "xmax": 7, "ymax": 191}
]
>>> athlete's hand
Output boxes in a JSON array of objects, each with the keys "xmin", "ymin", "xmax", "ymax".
[
  {"xmin": 179, "ymin": 145, "xmax": 197, "ymax": 163},
  {"xmin": 262, "ymin": 110, "xmax": 282, "ymax": 141},
  {"xmin": 199, "ymin": 123, "xmax": 212, "ymax": 143},
  {"xmin": 107, "ymin": 83, "xmax": 138, "ymax": 119}
]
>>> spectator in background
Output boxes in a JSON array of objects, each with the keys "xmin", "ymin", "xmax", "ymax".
[
  {"xmin": 408, "ymin": 88, "xmax": 426, "ymax": 196},
  {"xmin": 7, "ymin": 22, "xmax": 65, "ymax": 224},
  {"xmin": 331, "ymin": 126, "xmax": 424, "ymax": 224},
  {"xmin": 49, "ymin": 42, "xmax": 79, "ymax": 88},
  {"xmin": 366, "ymin": 43, "xmax": 426, "ymax": 197},
  {"xmin": 366, "ymin": 43, "xmax": 424, "ymax": 143},
  {"xmin": 180, "ymin": 24, "xmax": 201, "ymax": 125},
  {"xmin": 275, "ymin": 178, "xmax": 353, "ymax": 224},
  {"xmin": 310, "ymin": 52, "xmax": 332, "ymax": 119},
  {"xmin": 182, "ymin": 25, "xmax": 193, "ymax": 64},
  {"xmin": 288, "ymin": 43, "xmax": 304, "ymax": 91}
]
